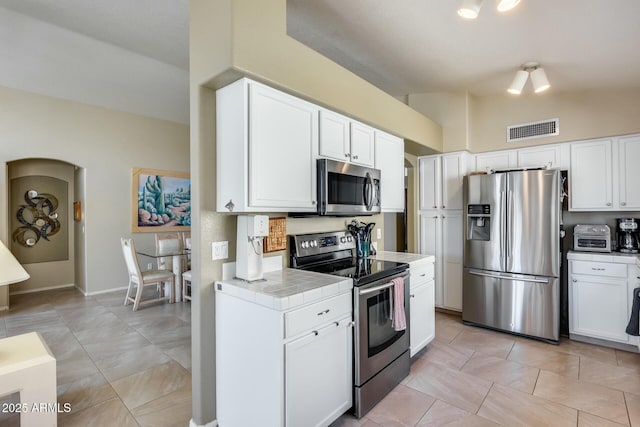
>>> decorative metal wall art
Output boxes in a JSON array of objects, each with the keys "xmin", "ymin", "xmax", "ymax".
[{"xmin": 13, "ymin": 190, "xmax": 61, "ymax": 247}]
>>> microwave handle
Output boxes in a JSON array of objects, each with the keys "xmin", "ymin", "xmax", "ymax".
[{"xmin": 365, "ymin": 172, "xmax": 374, "ymax": 211}]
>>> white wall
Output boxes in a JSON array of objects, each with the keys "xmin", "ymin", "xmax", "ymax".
[{"xmin": 0, "ymin": 85, "xmax": 189, "ymax": 296}]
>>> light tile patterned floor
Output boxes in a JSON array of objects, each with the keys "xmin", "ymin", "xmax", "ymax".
[
  {"xmin": 2, "ymin": 289, "xmax": 640, "ymax": 427},
  {"xmin": 0, "ymin": 287, "xmax": 191, "ymax": 427},
  {"xmin": 333, "ymin": 311, "xmax": 640, "ymax": 427}
]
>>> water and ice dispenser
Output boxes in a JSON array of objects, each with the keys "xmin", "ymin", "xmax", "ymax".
[{"xmin": 467, "ymin": 204, "xmax": 491, "ymax": 241}]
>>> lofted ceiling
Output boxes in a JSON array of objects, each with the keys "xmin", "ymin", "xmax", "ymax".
[{"xmin": 1, "ymin": 0, "xmax": 639, "ymax": 123}]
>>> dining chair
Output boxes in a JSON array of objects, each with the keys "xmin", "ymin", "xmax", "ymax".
[
  {"xmin": 155, "ymin": 232, "xmax": 183, "ymax": 270},
  {"xmin": 182, "ymin": 270, "xmax": 192, "ymax": 302},
  {"xmin": 121, "ymin": 238, "xmax": 175, "ymax": 311},
  {"xmin": 181, "ymin": 231, "xmax": 192, "ymax": 270}
]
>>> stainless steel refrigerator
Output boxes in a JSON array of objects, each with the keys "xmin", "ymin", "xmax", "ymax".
[{"xmin": 462, "ymin": 169, "xmax": 561, "ymax": 342}]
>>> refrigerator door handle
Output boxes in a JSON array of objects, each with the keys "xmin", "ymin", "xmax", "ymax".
[
  {"xmin": 500, "ymin": 190, "xmax": 506, "ymax": 258},
  {"xmin": 468, "ymin": 270, "xmax": 550, "ymax": 284},
  {"xmin": 507, "ymin": 190, "xmax": 514, "ymax": 262}
]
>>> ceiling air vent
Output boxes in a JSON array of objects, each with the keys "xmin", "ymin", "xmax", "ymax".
[{"xmin": 507, "ymin": 118, "xmax": 559, "ymax": 142}]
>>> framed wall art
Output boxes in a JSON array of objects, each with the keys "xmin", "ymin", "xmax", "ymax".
[{"xmin": 132, "ymin": 168, "xmax": 191, "ymax": 233}]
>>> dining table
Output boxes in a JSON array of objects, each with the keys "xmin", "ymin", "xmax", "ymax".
[{"xmin": 136, "ymin": 248, "xmax": 190, "ymax": 302}]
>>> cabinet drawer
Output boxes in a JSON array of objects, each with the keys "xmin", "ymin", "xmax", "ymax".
[
  {"xmin": 284, "ymin": 292, "xmax": 352, "ymax": 338},
  {"xmin": 411, "ymin": 263, "xmax": 435, "ymax": 288},
  {"xmin": 571, "ymin": 261, "xmax": 627, "ymax": 278}
]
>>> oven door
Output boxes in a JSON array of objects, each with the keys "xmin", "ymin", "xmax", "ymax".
[
  {"xmin": 354, "ymin": 271, "xmax": 410, "ymax": 386},
  {"xmin": 318, "ymin": 158, "xmax": 381, "ymax": 215}
]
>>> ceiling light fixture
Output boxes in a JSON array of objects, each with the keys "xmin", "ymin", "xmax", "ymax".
[
  {"xmin": 458, "ymin": 0, "xmax": 521, "ymax": 19},
  {"xmin": 457, "ymin": 0, "xmax": 483, "ymax": 19},
  {"xmin": 508, "ymin": 62, "xmax": 551, "ymax": 95}
]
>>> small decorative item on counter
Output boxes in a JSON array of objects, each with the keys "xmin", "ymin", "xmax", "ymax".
[{"xmin": 348, "ymin": 219, "xmax": 375, "ymax": 258}]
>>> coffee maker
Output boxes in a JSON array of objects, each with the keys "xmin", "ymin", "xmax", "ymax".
[{"xmin": 616, "ymin": 218, "xmax": 640, "ymax": 253}]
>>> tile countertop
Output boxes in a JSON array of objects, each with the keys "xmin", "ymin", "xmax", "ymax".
[
  {"xmin": 567, "ymin": 250, "xmax": 640, "ymax": 264},
  {"xmin": 372, "ymin": 251, "xmax": 435, "ymax": 266},
  {"xmin": 215, "ymin": 268, "xmax": 353, "ymax": 311}
]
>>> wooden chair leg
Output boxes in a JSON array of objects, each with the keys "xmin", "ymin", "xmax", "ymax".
[
  {"xmin": 133, "ymin": 281, "xmax": 144, "ymax": 311},
  {"xmin": 124, "ymin": 278, "xmax": 134, "ymax": 306}
]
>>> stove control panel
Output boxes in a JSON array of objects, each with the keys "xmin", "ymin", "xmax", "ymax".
[{"xmin": 290, "ymin": 231, "xmax": 356, "ymax": 258}]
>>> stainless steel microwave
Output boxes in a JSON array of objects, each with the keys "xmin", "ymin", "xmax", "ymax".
[{"xmin": 317, "ymin": 159, "xmax": 381, "ymax": 216}]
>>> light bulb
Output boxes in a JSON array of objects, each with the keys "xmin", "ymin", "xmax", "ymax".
[{"xmin": 497, "ymin": 0, "xmax": 521, "ymax": 12}]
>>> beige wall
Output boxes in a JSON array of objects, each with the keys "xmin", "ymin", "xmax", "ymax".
[
  {"xmin": 408, "ymin": 92, "xmax": 470, "ymax": 153},
  {"xmin": 0, "ymin": 85, "xmax": 189, "ymax": 298},
  {"xmin": 405, "ymin": 153, "xmax": 419, "ymax": 253},
  {"xmin": 410, "ymin": 88, "xmax": 640, "ymax": 154},
  {"xmin": 8, "ymin": 159, "xmax": 75, "ymax": 293}
]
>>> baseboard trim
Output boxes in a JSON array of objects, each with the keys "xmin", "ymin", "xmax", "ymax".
[
  {"xmin": 9, "ymin": 283, "xmax": 74, "ymax": 296},
  {"xmin": 189, "ymin": 418, "xmax": 218, "ymax": 427},
  {"xmin": 83, "ymin": 286, "xmax": 128, "ymax": 297}
]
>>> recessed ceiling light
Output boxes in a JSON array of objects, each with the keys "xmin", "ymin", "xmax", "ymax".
[
  {"xmin": 497, "ymin": 0, "xmax": 521, "ymax": 13},
  {"xmin": 457, "ymin": 0, "xmax": 483, "ymax": 19}
]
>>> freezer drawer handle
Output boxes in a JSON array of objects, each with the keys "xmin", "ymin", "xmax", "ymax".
[{"xmin": 468, "ymin": 270, "xmax": 550, "ymax": 284}]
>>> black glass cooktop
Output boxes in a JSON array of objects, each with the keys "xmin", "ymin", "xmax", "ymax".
[{"xmin": 301, "ymin": 257, "xmax": 408, "ymax": 286}]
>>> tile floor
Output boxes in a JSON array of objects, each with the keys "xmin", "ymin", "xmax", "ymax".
[
  {"xmin": 1, "ymin": 288, "xmax": 640, "ymax": 426},
  {"xmin": 333, "ymin": 312, "xmax": 640, "ymax": 427},
  {"xmin": 0, "ymin": 287, "xmax": 192, "ymax": 427}
]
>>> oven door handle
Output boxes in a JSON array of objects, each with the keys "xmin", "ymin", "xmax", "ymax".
[{"xmin": 359, "ymin": 281, "xmax": 395, "ymax": 295}]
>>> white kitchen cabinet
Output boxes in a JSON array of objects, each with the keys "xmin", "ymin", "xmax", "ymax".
[
  {"xmin": 217, "ymin": 78, "xmax": 319, "ymax": 213},
  {"xmin": 409, "ymin": 258, "xmax": 435, "ymax": 357},
  {"xmin": 375, "ymin": 131, "xmax": 405, "ymax": 212},
  {"xmin": 474, "ymin": 150, "xmax": 516, "ymax": 173},
  {"xmin": 618, "ymin": 134, "xmax": 640, "ymax": 210},
  {"xmin": 216, "ymin": 289, "xmax": 353, "ymax": 427},
  {"xmin": 319, "ymin": 109, "xmax": 375, "ymax": 167},
  {"xmin": 517, "ymin": 144, "xmax": 563, "ymax": 169},
  {"xmin": 568, "ymin": 252, "xmax": 639, "ymax": 349},
  {"xmin": 419, "ymin": 152, "xmax": 470, "ymax": 211},
  {"xmin": 420, "ymin": 211, "xmax": 463, "ymax": 311},
  {"xmin": 569, "ymin": 138, "xmax": 613, "ymax": 210},
  {"xmin": 286, "ymin": 317, "xmax": 353, "ymax": 427}
]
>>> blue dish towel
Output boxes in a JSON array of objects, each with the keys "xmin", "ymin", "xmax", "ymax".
[{"xmin": 626, "ymin": 287, "xmax": 640, "ymax": 336}]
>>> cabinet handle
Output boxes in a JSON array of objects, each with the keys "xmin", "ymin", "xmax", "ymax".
[
  {"xmin": 420, "ymin": 273, "xmax": 426, "ymax": 277},
  {"xmin": 317, "ymin": 309, "xmax": 330, "ymax": 316},
  {"xmin": 311, "ymin": 200, "xmax": 316, "ymax": 205},
  {"xmin": 606, "ymin": 202, "xmax": 612, "ymax": 206},
  {"xmin": 334, "ymin": 321, "xmax": 340, "ymax": 327},
  {"xmin": 572, "ymin": 279, "xmax": 577, "ymax": 282},
  {"xmin": 432, "ymin": 205, "xmax": 437, "ymax": 208},
  {"xmin": 313, "ymin": 330, "xmax": 319, "ymax": 336},
  {"xmin": 345, "ymin": 153, "xmax": 350, "ymax": 158},
  {"xmin": 621, "ymin": 202, "xmax": 627, "ymax": 206},
  {"xmin": 353, "ymin": 155, "xmax": 359, "ymax": 160},
  {"xmin": 410, "ymin": 294, "xmax": 415, "ymax": 298},
  {"xmin": 442, "ymin": 215, "xmax": 446, "ymax": 218},
  {"xmin": 442, "ymin": 205, "xmax": 446, "ymax": 209},
  {"xmin": 591, "ymin": 267, "xmax": 605, "ymax": 271}
]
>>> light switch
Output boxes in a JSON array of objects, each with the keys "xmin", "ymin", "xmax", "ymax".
[
  {"xmin": 212, "ymin": 241, "xmax": 229, "ymax": 261},
  {"xmin": 377, "ymin": 228, "xmax": 382, "ymax": 239}
]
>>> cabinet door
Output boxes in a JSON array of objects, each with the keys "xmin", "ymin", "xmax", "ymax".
[
  {"xmin": 442, "ymin": 212, "xmax": 463, "ymax": 311},
  {"xmin": 441, "ymin": 154, "xmax": 465, "ymax": 210},
  {"xmin": 319, "ymin": 109, "xmax": 350, "ymax": 162},
  {"xmin": 618, "ymin": 135, "xmax": 640, "ymax": 210},
  {"xmin": 249, "ymin": 83, "xmax": 319, "ymax": 210},
  {"xmin": 569, "ymin": 139, "xmax": 613, "ymax": 210},
  {"xmin": 350, "ymin": 121, "xmax": 375, "ymax": 167},
  {"xmin": 475, "ymin": 151, "xmax": 515, "ymax": 173},
  {"xmin": 570, "ymin": 274, "xmax": 629, "ymax": 343},
  {"xmin": 375, "ymin": 131, "xmax": 405, "ymax": 212},
  {"xmin": 285, "ymin": 318, "xmax": 352, "ymax": 427},
  {"xmin": 410, "ymin": 280, "xmax": 435, "ymax": 357},
  {"xmin": 419, "ymin": 157, "xmax": 440, "ymax": 210},
  {"xmin": 517, "ymin": 145, "xmax": 561, "ymax": 169},
  {"xmin": 420, "ymin": 213, "xmax": 442, "ymax": 307}
]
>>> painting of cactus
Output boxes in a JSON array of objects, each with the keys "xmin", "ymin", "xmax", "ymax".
[{"xmin": 132, "ymin": 168, "xmax": 190, "ymax": 232}]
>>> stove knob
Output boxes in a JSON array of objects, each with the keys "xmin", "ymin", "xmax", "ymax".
[
  {"xmin": 302, "ymin": 241, "xmax": 308, "ymax": 249},
  {"xmin": 311, "ymin": 240, "xmax": 317, "ymax": 247},
  {"xmin": 347, "ymin": 236, "xmax": 353, "ymax": 242},
  {"xmin": 340, "ymin": 237, "xmax": 346, "ymax": 243}
]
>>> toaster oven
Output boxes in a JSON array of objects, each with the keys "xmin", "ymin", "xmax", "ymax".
[{"xmin": 573, "ymin": 224, "xmax": 611, "ymax": 252}]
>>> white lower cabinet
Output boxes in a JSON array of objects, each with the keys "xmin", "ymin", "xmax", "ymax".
[
  {"xmin": 409, "ymin": 258, "xmax": 435, "ymax": 356},
  {"xmin": 216, "ymin": 290, "xmax": 352, "ymax": 427},
  {"xmin": 568, "ymin": 253, "xmax": 639, "ymax": 347}
]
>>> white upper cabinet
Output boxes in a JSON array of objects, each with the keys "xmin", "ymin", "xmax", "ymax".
[
  {"xmin": 319, "ymin": 109, "xmax": 375, "ymax": 167},
  {"xmin": 350, "ymin": 122, "xmax": 375, "ymax": 167},
  {"xmin": 618, "ymin": 134, "xmax": 640, "ymax": 210},
  {"xmin": 374, "ymin": 131, "xmax": 405, "ymax": 212},
  {"xmin": 318, "ymin": 110, "xmax": 350, "ymax": 162},
  {"xmin": 419, "ymin": 156, "xmax": 441, "ymax": 210},
  {"xmin": 570, "ymin": 138, "xmax": 613, "ymax": 210},
  {"xmin": 441, "ymin": 153, "xmax": 468, "ymax": 210},
  {"xmin": 474, "ymin": 151, "xmax": 516, "ymax": 173},
  {"xmin": 217, "ymin": 78, "xmax": 319, "ymax": 213},
  {"xmin": 570, "ymin": 135, "xmax": 640, "ymax": 211},
  {"xmin": 517, "ymin": 144, "xmax": 564, "ymax": 169}
]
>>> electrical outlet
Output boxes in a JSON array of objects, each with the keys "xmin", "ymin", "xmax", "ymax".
[
  {"xmin": 377, "ymin": 228, "xmax": 382, "ymax": 239},
  {"xmin": 212, "ymin": 241, "xmax": 229, "ymax": 261},
  {"xmin": 147, "ymin": 263, "xmax": 153, "ymax": 270}
]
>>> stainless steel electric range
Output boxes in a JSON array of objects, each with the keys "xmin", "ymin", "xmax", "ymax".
[{"xmin": 290, "ymin": 230, "xmax": 410, "ymax": 418}]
